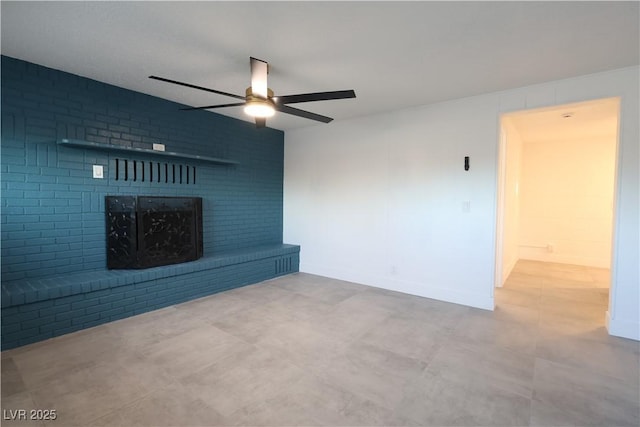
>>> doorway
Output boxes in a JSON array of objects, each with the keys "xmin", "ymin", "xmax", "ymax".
[{"xmin": 494, "ymin": 97, "xmax": 620, "ymax": 326}]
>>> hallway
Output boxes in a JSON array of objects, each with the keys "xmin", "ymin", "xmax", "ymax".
[{"xmin": 497, "ymin": 259, "xmax": 639, "ymax": 425}]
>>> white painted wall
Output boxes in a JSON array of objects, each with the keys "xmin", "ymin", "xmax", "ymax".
[
  {"xmin": 500, "ymin": 119, "xmax": 523, "ymax": 283},
  {"xmin": 284, "ymin": 66, "xmax": 639, "ymax": 340},
  {"xmin": 285, "ymin": 97, "xmax": 500, "ymax": 310},
  {"xmin": 518, "ymin": 136, "xmax": 617, "ymax": 268}
]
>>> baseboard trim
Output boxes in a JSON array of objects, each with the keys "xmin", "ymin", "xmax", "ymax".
[
  {"xmin": 606, "ymin": 311, "xmax": 640, "ymax": 341},
  {"xmin": 500, "ymin": 256, "xmax": 519, "ymax": 287},
  {"xmin": 300, "ymin": 262, "xmax": 494, "ymax": 311}
]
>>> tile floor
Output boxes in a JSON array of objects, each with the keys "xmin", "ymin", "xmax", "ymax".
[{"xmin": 1, "ymin": 260, "xmax": 638, "ymax": 426}]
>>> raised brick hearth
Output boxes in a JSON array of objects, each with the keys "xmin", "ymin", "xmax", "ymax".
[{"xmin": 1, "ymin": 244, "xmax": 299, "ymax": 349}]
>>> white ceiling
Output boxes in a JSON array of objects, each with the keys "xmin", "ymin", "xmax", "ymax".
[
  {"xmin": 1, "ymin": 1, "xmax": 638, "ymax": 131},
  {"xmin": 505, "ymin": 97, "xmax": 620, "ymax": 144}
]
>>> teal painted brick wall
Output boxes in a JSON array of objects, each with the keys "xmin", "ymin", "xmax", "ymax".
[
  {"xmin": 1, "ymin": 55, "xmax": 300, "ymax": 350},
  {"xmin": 1, "ymin": 55, "xmax": 285, "ymax": 281}
]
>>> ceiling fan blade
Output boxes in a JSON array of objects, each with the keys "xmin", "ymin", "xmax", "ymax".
[
  {"xmin": 275, "ymin": 90, "xmax": 356, "ymax": 105},
  {"xmin": 255, "ymin": 117, "xmax": 266, "ymax": 128},
  {"xmin": 181, "ymin": 102, "xmax": 245, "ymax": 111},
  {"xmin": 275, "ymin": 104, "xmax": 333, "ymax": 123},
  {"xmin": 149, "ymin": 76, "xmax": 245, "ymax": 100},
  {"xmin": 250, "ymin": 57, "xmax": 269, "ymax": 99}
]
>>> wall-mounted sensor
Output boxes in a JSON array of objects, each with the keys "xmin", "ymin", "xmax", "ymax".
[{"xmin": 464, "ymin": 156, "xmax": 470, "ymax": 171}]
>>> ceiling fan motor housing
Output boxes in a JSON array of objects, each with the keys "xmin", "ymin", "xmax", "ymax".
[
  {"xmin": 245, "ymin": 87, "xmax": 274, "ymax": 101},
  {"xmin": 244, "ymin": 87, "xmax": 275, "ymax": 118}
]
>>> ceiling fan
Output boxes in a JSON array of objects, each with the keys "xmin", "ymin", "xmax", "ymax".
[{"xmin": 150, "ymin": 57, "xmax": 356, "ymax": 128}]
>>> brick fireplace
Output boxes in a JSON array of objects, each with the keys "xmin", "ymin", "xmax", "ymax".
[{"xmin": 0, "ymin": 56, "xmax": 299, "ymax": 349}]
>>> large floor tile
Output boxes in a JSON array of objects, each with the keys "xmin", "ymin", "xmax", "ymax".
[
  {"xmin": 540, "ymin": 286, "xmax": 608, "ymax": 306},
  {"xmin": 514, "ymin": 260, "xmax": 590, "ymax": 279},
  {"xmin": 426, "ymin": 340, "xmax": 536, "ymax": 399},
  {"xmin": 398, "ymin": 366, "xmax": 532, "ymax": 426},
  {"xmin": 139, "ymin": 324, "xmax": 253, "ymax": 380},
  {"xmin": 209, "ymin": 302, "xmax": 291, "ymax": 344},
  {"xmin": 223, "ymin": 373, "xmax": 355, "ymax": 426},
  {"xmin": 452, "ymin": 306, "xmax": 539, "ymax": 354},
  {"xmin": 537, "ymin": 312, "xmax": 613, "ymax": 344},
  {"xmin": 269, "ymin": 273, "xmax": 366, "ymax": 305},
  {"xmin": 11, "ymin": 325, "xmax": 129, "ymax": 389},
  {"xmin": 339, "ymin": 395, "xmax": 422, "ymax": 427},
  {"xmin": 359, "ymin": 315, "xmax": 449, "ymax": 363},
  {"xmin": 223, "ymin": 281, "xmax": 296, "ymax": 304},
  {"xmin": 105, "ymin": 305, "xmax": 212, "ymax": 350},
  {"xmin": 1, "ymin": 357, "xmax": 27, "ymax": 398},
  {"xmin": 536, "ymin": 331, "xmax": 640, "ymax": 386},
  {"xmin": 495, "ymin": 285, "xmax": 541, "ymax": 308},
  {"xmin": 316, "ymin": 342, "xmax": 427, "ymax": 411},
  {"xmin": 112, "ymin": 381, "xmax": 226, "ymax": 426},
  {"xmin": 253, "ymin": 319, "xmax": 352, "ymax": 373},
  {"xmin": 312, "ymin": 293, "xmax": 394, "ymax": 342},
  {"xmin": 539, "ymin": 295, "xmax": 607, "ymax": 323},
  {"xmin": 260, "ymin": 291, "xmax": 336, "ymax": 323},
  {"xmin": 390, "ymin": 295, "xmax": 471, "ymax": 332},
  {"xmin": 221, "ymin": 395, "xmax": 324, "ymax": 426},
  {"xmin": 347, "ymin": 287, "xmax": 434, "ymax": 315},
  {"xmin": 178, "ymin": 346, "xmax": 306, "ymax": 418},
  {"xmin": 0, "ymin": 391, "xmax": 44, "ymax": 427},
  {"xmin": 291, "ymin": 273, "xmax": 370, "ymax": 293},
  {"xmin": 504, "ymin": 271, "xmax": 546, "ymax": 289},
  {"xmin": 491, "ymin": 300, "xmax": 541, "ymax": 324},
  {"xmin": 174, "ymin": 291, "xmax": 257, "ymax": 322},
  {"xmin": 30, "ymin": 354, "xmax": 173, "ymax": 426},
  {"xmin": 531, "ymin": 358, "xmax": 640, "ymax": 427}
]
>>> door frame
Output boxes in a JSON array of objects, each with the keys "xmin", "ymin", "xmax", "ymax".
[{"xmin": 493, "ymin": 98, "xmax": 621, "ymax": 314}]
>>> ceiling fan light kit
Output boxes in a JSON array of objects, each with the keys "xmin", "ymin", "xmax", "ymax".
[
  {"xmin": 244, "ymin": 101, "xmax": 275, "ymax": 118},
  {"xmin": 150, "ymin": 57, "xmax": 356, "ymax": 128},
  {"xmin": 244, "ymin": 87, "xmax": 275, "ymax": 118}
]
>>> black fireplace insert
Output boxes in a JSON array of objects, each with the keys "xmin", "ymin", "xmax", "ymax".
[{"xmin": 106, "ymin": 196, "xmax": 203, "ymax": 269}]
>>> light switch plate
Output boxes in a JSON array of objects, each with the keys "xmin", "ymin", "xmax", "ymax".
[
  {"xmin": 92, "ymin": 165, "xmax": 104, "ymax": 179},
  {"xmin": 152, "ymin": 143, "xmax": 165, "ymax": 152}
]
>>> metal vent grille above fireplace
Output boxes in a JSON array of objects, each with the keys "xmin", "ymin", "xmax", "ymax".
[{"xmin": 114, "ymin": 158, "xmax": 196, "ymax": 184}]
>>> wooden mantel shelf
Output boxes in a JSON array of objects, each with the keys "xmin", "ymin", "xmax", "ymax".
[{"xmin": 57, "ymin": 139, "xmax": 239, "ymax": 165}]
